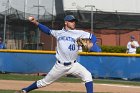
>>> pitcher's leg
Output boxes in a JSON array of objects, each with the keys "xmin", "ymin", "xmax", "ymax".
[
  {"xmin": 16, "ymin": 63, "xmax": 66, "ymax": 93},
  {"xmin": 21, "ymin": 82, "xmax": 38, "ymax": 92},
  {"xmin": 85, "ymin": 81, "xmax": 93, "ymax": 93},
  {"xmin": 68, "ymin": 62, "xmax": 93, "ymax": 93}
]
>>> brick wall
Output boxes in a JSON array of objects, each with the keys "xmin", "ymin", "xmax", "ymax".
[{"xmin": 40, "ymin": 29, "xmax": 140, "ymax": 50}]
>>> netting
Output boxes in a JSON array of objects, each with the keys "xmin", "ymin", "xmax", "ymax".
[{"xmin": 0, "ymin": 0, "xmax": 140, "ymax": 50}]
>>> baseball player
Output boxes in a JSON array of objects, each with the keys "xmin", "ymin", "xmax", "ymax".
[
  {"xmin": 0, "ymin": 36, "xmax": 6, "ymax": 49},
  {"xmin": 15, "ymin": 15, "xmax": 99, "ymax": 93},
  {"xmin": 126, "ymin": 35, "xmax": 139, "ymax": 54}
]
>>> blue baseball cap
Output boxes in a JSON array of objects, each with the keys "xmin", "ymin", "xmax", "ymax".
[
  {"xmin": 64, "ymin": 15, "xmax": 76, "ymax": 21},
  {"xmin": 130, "ymin": 35, "xmax": 135, "ymax": 39}
]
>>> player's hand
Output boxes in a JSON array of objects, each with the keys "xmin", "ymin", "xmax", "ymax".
[
  {"xmin": 77, "ymin": 38, "xmax": 93, "ymax": 52},
  {"xmin": 28, "ymin": 16, "xmax": 39, "ymax": 25}
]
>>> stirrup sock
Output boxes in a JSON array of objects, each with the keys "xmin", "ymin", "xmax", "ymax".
[
  {"xmin": 22, "ymin": 81, "xmax": 38, "ymax": 92},
  {"xmin": 85, "ymin": 81, "xmax": 93, "ymax": 93}
]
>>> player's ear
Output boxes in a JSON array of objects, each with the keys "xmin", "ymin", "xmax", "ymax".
[{"xmin": 64, "ymin": 21, "xmax": 67, "ymax": 25}]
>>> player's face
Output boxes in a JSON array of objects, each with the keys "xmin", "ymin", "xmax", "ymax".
[
  {"xmin": 131, "ymin": 38, "xmax": 134, "ymax": 41},
  {"xmin": 65, "ymin": 20, "xmax": 76, "ymax": 30}
]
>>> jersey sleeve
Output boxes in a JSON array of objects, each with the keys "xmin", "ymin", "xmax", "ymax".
[
  {"xmin": 127, "ymin": 42, "xmax": 130, "ymax": 49},
  {"xmin": 135, "ymin": 41, "xmax": 139, "ymax": 47},
  {"xmin": 79, "ymin": 30, "xmax": 91, "ymax": 39},
  {"xmin": 90, "ymin": 34, "xmax": 97, "ymax": 44},
  {"xmin": 38, "ymin": 23, "xmax": 51, "ymax": 35},
  {"xmin": 38, "ymin": 23, "xmax": 60, "ymax": 38},
  {"xmin": 50, "ymin": 30, "xmax": 61, "ymax": 37}
]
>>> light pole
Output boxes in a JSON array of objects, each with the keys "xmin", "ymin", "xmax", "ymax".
[
  {"xmin": 3, "ymin": 0, "xmax": 9, "ymax": 44},
  {"xmin": 3, "ymin": 10, "xmax": 7, "ymax": 44},
  {"xmin": 85, "ymin": 5, "xmax": 95, "ymax": 33},
  {"xmin": 51, "ymin": 0, "xmax": 55, "ymax": 50}
]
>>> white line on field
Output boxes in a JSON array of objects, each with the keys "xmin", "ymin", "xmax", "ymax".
[{"xmin": 95, "ymin": 83, "xmax": 140, "ymax": 88}]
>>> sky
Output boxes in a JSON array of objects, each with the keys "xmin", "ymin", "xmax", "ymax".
[
  {"xmin": 64, "ymin": 0, "xmax": 140, "ymax": 13},
  {"xmin": 0, "ymin": 0, "xmax": 140, "ymax": 15}
]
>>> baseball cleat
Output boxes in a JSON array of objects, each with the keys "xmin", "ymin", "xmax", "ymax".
[{"xmin": 15, "ymin": 90, "xmax": 26, "ymax": 93}]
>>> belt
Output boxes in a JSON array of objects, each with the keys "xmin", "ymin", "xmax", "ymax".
[{"xmin": 57, "ymin": 60, "xmax": 76, "ymax": 66}]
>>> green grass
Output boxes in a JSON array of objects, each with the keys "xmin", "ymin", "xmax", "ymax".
[
  {"xmin": 1, "ymin": 73, "xmax": 140, "ymax": 86},
  {"xmin": 0, "ymin": 74, "xmax": 43, "ymax": 81},
  {"xmin": 0, "ymin": 90, "xmax": 110, "ymax": 93},
  {"xmin": 0, "ymin": 73, "xmax": 82, "ymax": 82}
]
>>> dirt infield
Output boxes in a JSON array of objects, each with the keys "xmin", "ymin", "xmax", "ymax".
[{"xmin": 0, "ymin": 80, "xmax": 140, "ymax": 93}]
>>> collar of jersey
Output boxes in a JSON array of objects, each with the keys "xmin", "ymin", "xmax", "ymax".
[{"xmin": 62, "ymin": 28, "xmax": 76, "ymax": 32}]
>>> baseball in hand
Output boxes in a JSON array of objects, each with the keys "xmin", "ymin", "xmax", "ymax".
[{"xmin": 28, "ymin": 16, "xmax": 34, "ymax": 21}]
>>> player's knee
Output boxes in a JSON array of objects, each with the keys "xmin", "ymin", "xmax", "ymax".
[
  {"xmin": 84, "ymin": 72, "xmax": 93, "ymax": 82},
  {"xmin": 36, "ymin": 79, "xmax": 51, "ymax": 88}
]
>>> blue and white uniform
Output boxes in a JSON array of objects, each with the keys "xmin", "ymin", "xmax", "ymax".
[
  {"xmin": 127, "ymin": 36, "xmax": 139, "ymax": 54},
  {"xmin": 52, "ymin": 28, "xmax": 92, "ymax": 62},
  {"xmin": 20, "ymin": 15, "xmax": 95, "ymax": 93},
  {"xmin": 36, "ymin": 24, "xmax": 93, "ymax": 87},
  {"xmin": 127, "ymin": 41, "xmax": 139, "ymax": 54}
]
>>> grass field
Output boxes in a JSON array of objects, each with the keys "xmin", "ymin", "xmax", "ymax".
[{"xmin": 0, "ymin": 73, "xmax": 140, "ymax": 86}]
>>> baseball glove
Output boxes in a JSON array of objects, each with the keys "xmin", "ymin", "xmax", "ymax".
[
  {"xmin": 77, "ymin": 38, "xmax": 93, "ymax": 52},
  {"xmin": 131, "ymin": 41, "xmax": 136, "ymax": 48}
]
